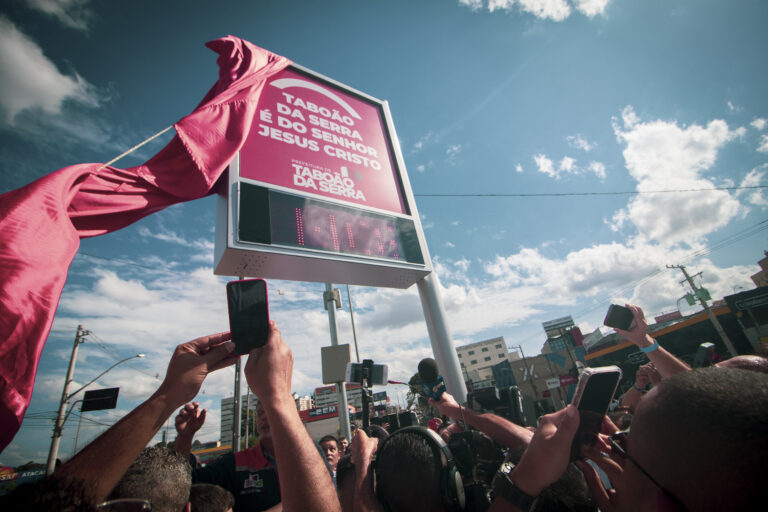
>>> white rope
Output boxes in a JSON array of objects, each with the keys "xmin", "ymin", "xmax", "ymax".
[{"xmin": 95, "ymin": 125, "xmax": 175, "ymax": 172}]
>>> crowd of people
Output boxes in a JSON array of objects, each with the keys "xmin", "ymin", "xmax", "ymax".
[{"xmin": 2, "ymin": 304, "xmax": 767, "ymax": 511}]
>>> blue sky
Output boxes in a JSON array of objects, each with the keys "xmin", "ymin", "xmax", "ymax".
[{"xmin": 1, "ymin": 0, "xmax": 767, "ymax": 466}]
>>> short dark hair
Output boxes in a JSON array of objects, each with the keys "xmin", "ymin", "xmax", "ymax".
[
  {"xmin": 318, "ymin": 435, "xmax": 339, "ymax": 448},
  {"xmin": 0, "ymin": 476, "xmax": 96, "ymax": 511},
  {"xmin": 375, "ymin": 430, "xmax": 443, "ymax": 512},
  {"xmin": 506, "ymin": 446, "xmax": 595, "ymax": 512},
  {"xmin": 108, "ymin": 446, "xmax": 191, "ymax": 512},
  {"xmin": 189, "ymin": 483, "xmax": 235, "ymax": 512},
  {"xmin": 635, "ymin": 367, "xmax": 768, "ymax": 510}
]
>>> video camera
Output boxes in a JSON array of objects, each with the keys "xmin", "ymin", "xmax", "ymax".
[{"xmin": 446, "ymin": 429, "xmax": 506, "ymax": 511}]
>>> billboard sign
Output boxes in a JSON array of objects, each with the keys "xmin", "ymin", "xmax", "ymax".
[
  {"xmin": 215, "ymin": 64, "xmax": 431, "ymax": 288},
  {"xmin": 240, "ymin": 67, "xmax": 406, "ymax": 214}
]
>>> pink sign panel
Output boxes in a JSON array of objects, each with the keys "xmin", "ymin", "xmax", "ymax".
[{"xmin": 240, "ymin": 67, "xmax": 407, "ymax": 215}]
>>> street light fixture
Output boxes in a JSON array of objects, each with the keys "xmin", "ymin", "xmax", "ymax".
[{"xmin": 45, "ymin": 325, "xmax": 145, "ymax": 475}]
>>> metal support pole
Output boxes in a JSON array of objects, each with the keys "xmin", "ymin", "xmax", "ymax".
[
  {"xmin": 233, "ymin": 360, "xmax": 242, "ymax": 451},
  {"xmin": 416, "ymin": 273, "xmax": 467, "ymax": 404},
  {"xmin": 325, "ymin": 283, "xmax": 352, "ymax": 442},
  {"xmin": 47, "ymin": 325, "xmax": 86, "ymax": 475},
  {"xmin": 244, "ymin": 386, "xmax": 250, "ymax": 449},
  {"xmin": 346, "ymin": 284, "xmax": 361, "ymax": 363},
  {"xmin": 232, "ymin": 275, "xmax": 244, "ymax": 452}
]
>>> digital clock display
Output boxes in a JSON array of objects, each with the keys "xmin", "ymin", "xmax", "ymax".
[{"xmin": 238, "ymin": 183, "xmax": 424, "ymax": 265}]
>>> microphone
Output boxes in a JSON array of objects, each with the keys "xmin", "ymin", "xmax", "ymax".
[{"xmin": 417, "ymin": 358, "xmax": 446, "ymax": 400}]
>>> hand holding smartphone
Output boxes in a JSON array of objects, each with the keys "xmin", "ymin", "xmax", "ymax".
[
  {"xmin": 569, "ymin": 366, "xmax": 622, "ymax": 461},
  {"xmin": 226, "ymin": 278, "xmax": 270, "ymax": 355},
  {"xmin": 604, "ymin": 304, "xmax": 634, "ymax": 330}
]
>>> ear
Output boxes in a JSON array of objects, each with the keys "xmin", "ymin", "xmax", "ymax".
[{"xmin": 183, "ymin": 502, "xmax": 192, "ymax": 512}]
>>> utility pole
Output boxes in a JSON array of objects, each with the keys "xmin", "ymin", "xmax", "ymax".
[
  {"xmin": 47, "ymin": 325, "xmax": 88, "ymax": 475},
  {"xmin": 325, "ymin": 283, "xmax": 352, "ymax": 444},
  {"xmin": 668, "ymin": 264, "xmax": 738, "ymax": 357}
]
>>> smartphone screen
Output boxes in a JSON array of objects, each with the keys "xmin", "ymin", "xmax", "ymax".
[
  {"xmin": 346, "ymin": 362, "xmax": 388, "ymax": 385},
  {"xmin": 604, "ymin": 304, "xmax": 634, "ymax": 330},
  {"xmin": 226, "ymin": 279, "xmax": 269, "ymax": 355},
  {"xmin": 570, "ymin": 368, "xmax": 622, "ymax": 460}
]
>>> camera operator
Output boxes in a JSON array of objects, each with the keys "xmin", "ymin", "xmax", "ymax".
[{"xmin": 432, "ymin": 393, "xmax": 594, "ymax": 512}]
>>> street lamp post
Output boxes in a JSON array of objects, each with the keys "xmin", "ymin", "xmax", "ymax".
[{"xmin": 46, "ymin": 326, "xmax": 144, "ymax": 475}]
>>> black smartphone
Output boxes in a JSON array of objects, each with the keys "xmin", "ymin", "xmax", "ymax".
[
  {"xmin": 345, "ymin": 362, "xmax": 389, "ymax": 385},
  {"xmin": 226, "ymin": 278, "xmax": 269, "ymax": 355},
  {"xmin": 603, "ymin": 304, "xmax": 634, "ymax": 330},
  {"xmin": 569, "ymin": 366, "xmax": 622, "ymax": 461}
]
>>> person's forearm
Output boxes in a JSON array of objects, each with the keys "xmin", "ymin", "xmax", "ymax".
[
  {"xmin": 56, "ymin": 389, "xmax": 177, "ymax": 501},
  {"xmin": 635, "ymin": 334, "xmax": 690, "ymax": 377},
  {"xmin": 440, "ymin": 401, "xmax": 532, "ymax": 449},
  {"xmin": 262, "ymin": 397, "xmax": 341, "ymax": 512},
  {"xmin": 173, "ymin": 433, "xmax": 193, "ymax": 457}
]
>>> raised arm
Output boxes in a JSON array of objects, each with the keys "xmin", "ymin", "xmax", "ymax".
[
  {"xmin": 489, "ymin": 405, "xmax": 580, "ymax": 512},
  {"xmin": 173, "ymin": 401, "xmax": 207, "ymax": 458},
  {"xmin": 430, "ymin": 392, "xmax": 533, "ymax": 449},
  {"xmin": 56, "ymin": 332, "xmax": 238, "ymax": 502},
  {"xmin": 244, "ymin": 321, "xmax": 340, "ymax": 512},
  {"xmin": 616, "ymin": 304, "xmax": 690, "ymax": 378}
]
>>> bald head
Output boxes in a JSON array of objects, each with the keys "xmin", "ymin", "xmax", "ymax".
[{"xmin": 626, "ymin": 367, "xmax": 768, "ymax": 511}]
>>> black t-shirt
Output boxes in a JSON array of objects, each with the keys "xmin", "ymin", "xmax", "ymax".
[{"xmin": 192, "ymin": 443, "xmax": 280, "ymax": 512}]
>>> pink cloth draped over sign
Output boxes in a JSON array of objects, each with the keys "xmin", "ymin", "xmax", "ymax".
[{"xmin": 0, "ymin": 36, "xmax": 290, "ymax": 452}]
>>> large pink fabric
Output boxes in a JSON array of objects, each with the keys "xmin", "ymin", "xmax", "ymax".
[{"xmin": 0, "ymin": 36, "xmax": 290, "ymax": 452}]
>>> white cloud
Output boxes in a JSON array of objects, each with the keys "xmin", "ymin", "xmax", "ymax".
[
  {"xmin": 515, "ymin": 163, "xmax": 523, "ymax": 173},
  {"xmin": 739, "ymin": 166, "xmax": 768, "ymax": 208},
  {"xmin": 751, "ymin": 118, "xmax": 766, "ymax": 131},
  {"xmin": 25, "ymin": 0, "xmax": 95, "ymax": 31},
  {"xmin": 758, "ymin": 134, "xmax": 768, "ymax": 153},
  {"xmin": 0, "ymin": 17, "xmax": 100, "ymax": 123},
  {"xmin": 534, "ymin": 153, "xmax": 606, "ymax": 179},
  {"xmin": 611, "ymin": 106, "xmax": 743, "ymax": 245},
  {"xmin": 534, "ymin": 154, "xmax": 555, "ymax": 177},
  {"xmin": 574, "ymin": 0, "xmax": 610, "ymax": 17},
  {"xmin": 567, "ymin": 134, "xmax": 595, "ymax": 152},
  {"xmin": 588, "ymin": 161, "xmax": 606, "ymax": 179},
  {"xmin": 460, "ymin": 0, "xmax": 610, "ymax": 21}
]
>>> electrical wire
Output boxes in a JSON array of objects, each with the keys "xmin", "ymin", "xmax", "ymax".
[{"xmin": 414, "ymin": 184, "xmax": 768, "ymax": 198}]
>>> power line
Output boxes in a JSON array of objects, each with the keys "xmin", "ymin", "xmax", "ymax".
[{"xmin": 415, "ymin": 184, "xmax": 768, "ymax": 198}]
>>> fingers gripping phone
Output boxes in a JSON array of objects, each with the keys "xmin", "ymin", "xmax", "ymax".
[
  {"xmin": 226, "ymin": 278, "xmax": 269, "ymax": 355},
  {"xmin": 569, "ymin": 366, "xmax": 622, "ymax": 461},
  {"xmin": 604, "ymin": 304, "xmax": 634, "ymax": 330}
]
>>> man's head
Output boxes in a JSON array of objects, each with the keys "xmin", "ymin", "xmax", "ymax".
[
  {"xmin": 338, "ymin": 436, "xmax": 349, "ymax": 454},
  {"xmin": 375, "ymin": 427, "xmax": 460, "ymax": 512},
  {"xmin": 108, "ymin": 446, "xmax": 191, "ymax": 512},
  {"xmin": 319, "ymin": 435, "xmax": 340, "ymax": 470},
  {"xmin": 617, "ymin": 367, "xmax": 768, "ymax": 511},
  {"xmin": 715, "ymin": 354, "xmax": 768, "ymax": 373},
  {"xmin": 189, "ymin": 484, "xmax": 234, "ymax": 512}
]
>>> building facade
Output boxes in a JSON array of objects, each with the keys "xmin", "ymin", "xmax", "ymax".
[
  {"xmin": 456, "ymin": 337, "xmax": 513, "ymax": 383},
  {"xmin": 220, "ymin": 394, "xmax": 260, "ymax": 442}
]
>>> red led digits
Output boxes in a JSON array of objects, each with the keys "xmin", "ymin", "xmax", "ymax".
[
  {"xmin": 295, "ymin": 208, "xmax": 305, "ymax": 246},
  {"xmin": 345, "ymin": 222, "xmax": 355, "ymax": 249},
  {"xmin": 329, "ymin": 214, "xmax": 340, "ymax": 251}
]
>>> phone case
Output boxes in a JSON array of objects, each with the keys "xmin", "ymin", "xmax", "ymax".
[
  {"xmin": 603, "ymin": 304, "xmax": 634, "ymax": 330},
  {"xmin": 570, "ymin": 366, "xmax": 623, "ymax": 408},
  {"xmin": 226, "ymin": 278, "xmax": 269, "ymax": 355}
]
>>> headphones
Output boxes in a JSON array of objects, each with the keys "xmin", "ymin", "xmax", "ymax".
[{"xmin": 374, "ymin": 426, "xmax": 466, "ymax": 512}]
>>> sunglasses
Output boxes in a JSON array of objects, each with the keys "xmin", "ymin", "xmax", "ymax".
[
  {"xmin": 97, "ymin": 499, "xmax": 152, "ymax": 512},
  {"xmin": 608, "ymin": 431, "xmax": 687, "ymax": 510}
]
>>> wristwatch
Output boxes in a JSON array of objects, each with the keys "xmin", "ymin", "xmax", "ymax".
[{"xmin": 492, "ymin": 461, "xmax": 539, "ymax": 511}]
